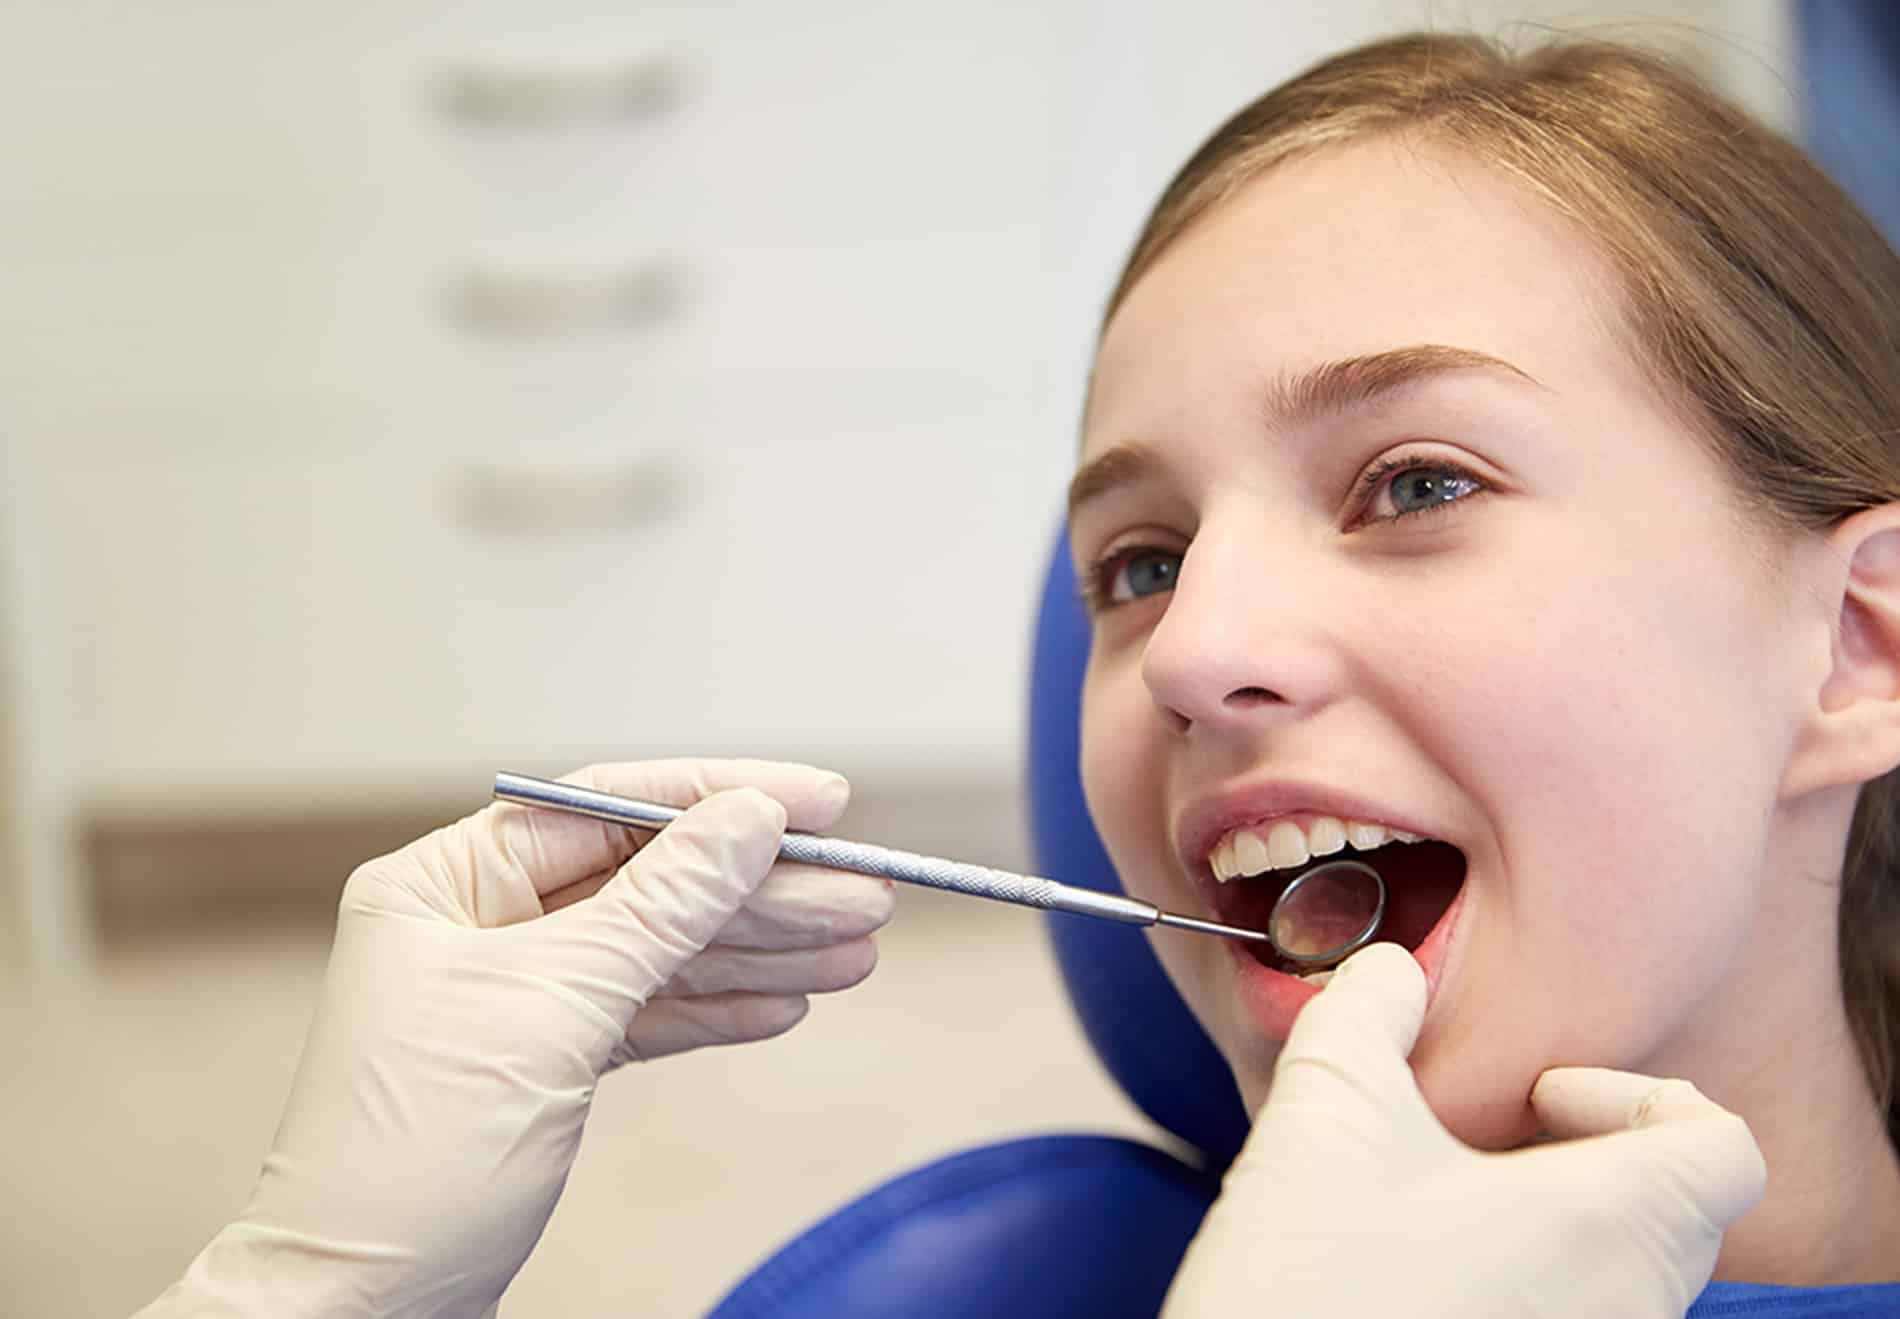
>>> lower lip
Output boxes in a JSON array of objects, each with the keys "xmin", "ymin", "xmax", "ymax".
[{"xmin": 1227, "ymin": 878, "xmax": 1469, "ymax": 1043}]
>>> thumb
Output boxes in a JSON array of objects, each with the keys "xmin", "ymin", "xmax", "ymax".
[
  {"xmin": 1230, "ymin": 943, "xmax": 1438, "ymax": 1188},
  {"xmin": 1531, "ymin": 1068, "xmax": 1768, "ymax": 1230},
  {"xmin": 550, "ymin": 786, "xmax": 788, "ymax": 1005},
  {"xmin": 1268, "ymin": 942, "xmax": 1428, "ymax": 1108}
]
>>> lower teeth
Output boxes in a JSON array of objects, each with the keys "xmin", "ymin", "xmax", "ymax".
[{"xmin": 1298, "ymin": 969, "xmax": 1336, "ymax": 987}]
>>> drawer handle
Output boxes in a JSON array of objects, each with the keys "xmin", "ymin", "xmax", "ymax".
[
  {"xmin": 435, "ymin": 57, "xmax": 686, "ymax": 125},
  {"xmin": 441, "ymin": 457, "xmax": 684, "ymax": 534},
  {"xmin": 442, "ymin": 262, "xmax": 683, "ymax": 335}
]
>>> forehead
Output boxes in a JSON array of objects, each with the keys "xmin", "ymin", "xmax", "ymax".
[{"xmin": 1084, "ymin": 137, "xmax": 1636, "ymax": 453}]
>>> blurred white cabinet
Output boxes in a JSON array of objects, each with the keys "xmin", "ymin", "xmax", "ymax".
[
  {"xmin": 0, "ymin": 0, "xmax": 1792, "ymax": 978},
  {"xmin": 21, "ymin": 379, "xmax": 1058, "ymax": 792},
  {"xmin": 0, "ymin": 1, "xmax": 1102, "ymax": 979}
]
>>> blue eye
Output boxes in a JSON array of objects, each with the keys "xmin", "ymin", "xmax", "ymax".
[
  {"xmin": 1358, "ymin": 456, "xmax": 1486, "ymax": 523},
  {"xmin": 1088, "ymin": 547, "xmax": 1181, "ymax": 611}
]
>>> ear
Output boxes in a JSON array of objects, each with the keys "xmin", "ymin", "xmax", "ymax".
[{"xmin": 1782, "ymin": 505, "xmax": 1900, "ymax": 801}]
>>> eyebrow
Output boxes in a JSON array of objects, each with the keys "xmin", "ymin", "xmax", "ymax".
[{"xmin": 1067, "ymin": 343, "xmax": 1543, "ymax": 520}]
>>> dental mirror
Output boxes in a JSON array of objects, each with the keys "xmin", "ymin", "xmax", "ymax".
[{"xmin": 1267, "ymin": 858, "xmax": 1388, "ymax": 967}]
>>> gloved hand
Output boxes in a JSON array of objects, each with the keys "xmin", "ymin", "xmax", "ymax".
[
  {"xmin": 140, "ymin": 759, "xmax": 892, "ymax": 1319},
  {"xmin": 1163, "ymin": 942, "xmax": 1768, "ymax": 1319}
]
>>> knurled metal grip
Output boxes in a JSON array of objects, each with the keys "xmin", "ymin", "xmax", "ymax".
[{"xmin": 779, "ymin": 834, "xmax": 1064, "ymax": 909}]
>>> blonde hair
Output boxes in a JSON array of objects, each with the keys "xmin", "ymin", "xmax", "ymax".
[{"xmin": 1103, "ymin": 32, "xmax": 1900, "ymax": 1150}]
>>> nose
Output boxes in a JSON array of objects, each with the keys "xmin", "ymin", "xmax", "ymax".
[{"xmin": 1139, "ymin": 524, "xmax": 1347, "ymax": 737}]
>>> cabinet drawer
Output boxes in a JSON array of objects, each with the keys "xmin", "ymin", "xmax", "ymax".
[
  {"xmin": 34, "ymin": 377, "xmax": 1059, "ymax": 803},
  {"xmin": 1, "ymin": 1, "xmax": 1071, "ymax": 423}
]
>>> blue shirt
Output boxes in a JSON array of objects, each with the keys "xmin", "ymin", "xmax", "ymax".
[{"xmin": 1691, "ymin": 1282, "xmax": 1900, "ymax": 1315}]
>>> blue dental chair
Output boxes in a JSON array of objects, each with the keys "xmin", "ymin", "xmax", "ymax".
[{"xmin": 704, "ymin": 536, "xmax": 1900, "ymax": 1318}]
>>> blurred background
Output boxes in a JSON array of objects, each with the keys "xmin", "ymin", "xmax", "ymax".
[{"xmin": 0, "ymin": 0, "xmax": 1887, "ymax": 1313}]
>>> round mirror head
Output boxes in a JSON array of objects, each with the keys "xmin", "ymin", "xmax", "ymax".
[{"xmin": 1269, "ymin": 858, "xmax": 1387, "ymax": 967}]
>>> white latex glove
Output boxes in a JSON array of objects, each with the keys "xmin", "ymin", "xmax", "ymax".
[
  {"xmin": 140, "ymin": 759, "xmax": 892, "ymax": 1319},
  {"xmin": 1164, "ymin": 942, "xmax": 1768, "ymax": 1319}
]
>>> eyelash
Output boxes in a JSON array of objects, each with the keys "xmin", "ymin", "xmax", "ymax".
[{"xmin": 1079, "ymin": 455, "xmax": 1487, "ymax": 615}]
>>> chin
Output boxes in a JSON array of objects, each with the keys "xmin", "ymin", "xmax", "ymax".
[
  {"xmin": 1228, "ymin": 1032, "xmax": 1544, "ymax": 1152},
  {"xmin": 1415, "ymin": 1055, "xmax": 1544, "ymax": 1151}
]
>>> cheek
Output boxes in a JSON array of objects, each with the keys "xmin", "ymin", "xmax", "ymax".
[
  {"xmin": 1079, "ymin": 658, "xmax": 1171, "ymax": 894},
  {"xmin": 1405, "ymin": 534, "xmax": 1775, "ymax": 1141}
]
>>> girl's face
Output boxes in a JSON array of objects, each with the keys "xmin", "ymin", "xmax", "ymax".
[{"xmin": 1074, "ymin": 138, "xmax": 1821, "ymax": 1150}]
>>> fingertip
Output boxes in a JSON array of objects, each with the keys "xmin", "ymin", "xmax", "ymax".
[
  {"xmin": 1630, "ymin": 1077, "xmax": 1715, "ymax": 1130},
  {"xmin": 1323, "ymin": 942, "xmax": 1427, "ymax": 1021},
  {"xmin": 836, "ymin": 935, "xmax": 879, "ymax": 989},
  {"xmin": 795, "ymin": 770, "xmax": 851, "ymax": 831},
  {"xmin": 1531, "ymin": 1068, "xmax": 1690, "ymax": 1139},
  {"xmin": 794, "ymin": 938, "xmax": 882, "ymax": 993},
  {"xmin": 1734, "ymin": 1116, "xmax": 1770, "ymax": 1203},
  {"xmin": 725, "ymin": 785, "xmax": 788, "ymax": 832},
  {"xmin": 800, "ymin": 870, "xmax": 896, "ymax": 936},
  {"xmin": 755, "ymin": 994, "xmax": 811, "ymax": 1040},
  {"xmin": 1278, "ymin": 941, "xmax": 1427, "ymax": 1070},
  {"xmin": 1331, "ymin": 940, "xmax": 1424, "ymax": 990},
  {"xmin": 1530, "ymin": 1068, "xmax": 1601, "ymax": 1140},
  {"xmin": 750, "ymin": 764, "xmax": 850, "ymax": 831},
  {"xmin": 864, "ymin": 876, "xmax": 898, "ymax": 927},
  {"xmin": 669, "ymin": 785, "xmax": 787, "ymax": 867}
]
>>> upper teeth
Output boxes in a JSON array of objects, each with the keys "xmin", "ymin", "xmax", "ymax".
[{"xmin": 1209, "ymin": 817, "xmax": 1427, "ymax": 882}]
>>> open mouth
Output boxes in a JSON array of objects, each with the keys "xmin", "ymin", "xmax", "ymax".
[{"xmin": 1208, "ymin": 839, "xmax": 1468, "ymax": 975}]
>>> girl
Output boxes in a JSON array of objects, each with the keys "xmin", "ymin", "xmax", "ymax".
[
  {"xmin": 1070, "ymin": 28, "xmax": 1900, "ymax": 1307},
  {"xmin": 141, "ymin": 27, "xmax": 1900, "ymax": 1319}
]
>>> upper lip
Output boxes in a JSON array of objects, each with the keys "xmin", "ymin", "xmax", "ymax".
[{"xmin": 1172, "ymin": 777, "xmax": 1448, "ymax": 881}]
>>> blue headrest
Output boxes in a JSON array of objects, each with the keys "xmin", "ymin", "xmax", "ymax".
[
  {"xmin": 1025, "ymin": 531, "xmax": 1250, "ymax": 1167},
  {"xmin": 706, "ymin": 1134, "xmax": 1220, "ymax": 1317}
]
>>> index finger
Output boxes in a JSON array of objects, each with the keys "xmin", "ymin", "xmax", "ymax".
[
  {"xmin": 1530, "ymin": 1069, "xmax": 1767, "ymax": 1230},
  {"xmin": 492, "ymin": 759, "xmax": 852, "ymax": 898}
]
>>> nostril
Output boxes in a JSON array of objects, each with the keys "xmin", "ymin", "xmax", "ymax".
[{"xmin": 1223, "ymin": 686, "xmax": 1280, "ymax": 707}]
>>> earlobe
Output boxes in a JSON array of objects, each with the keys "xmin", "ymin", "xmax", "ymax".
[{"xmin": 1787, "ymin": 515, "xmax": 1900, "ymax": 799}]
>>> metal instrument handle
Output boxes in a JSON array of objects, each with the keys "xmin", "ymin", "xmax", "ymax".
[{"xmin": 492, "ymin": 771, "xmax": 1161, "ymax": 925}]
